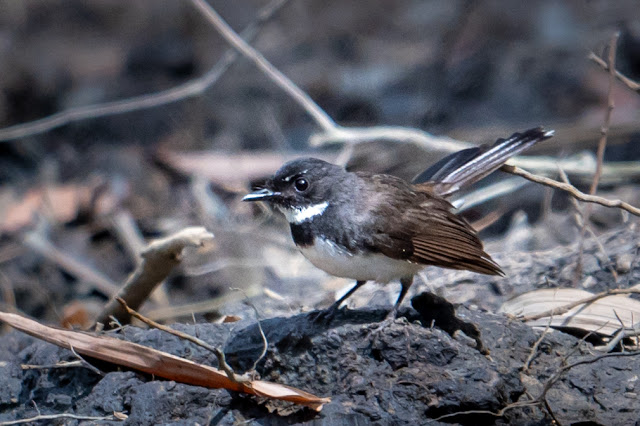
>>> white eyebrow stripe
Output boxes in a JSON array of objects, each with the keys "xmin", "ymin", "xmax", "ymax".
[{"xmin": 279, "ymin": 202, "xmax": 329, "ymax": 224}]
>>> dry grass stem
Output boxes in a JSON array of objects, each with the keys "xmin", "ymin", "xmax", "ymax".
[
  {"xmin": 21, "ymin": 361, "xmax": 83, "ymax": 370},
  {"xmin": 0, "ymin": 414, "xmax": 122, "ymax": 425}
]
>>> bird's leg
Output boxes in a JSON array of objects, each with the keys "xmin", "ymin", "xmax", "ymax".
[
  {"xmin": 369, "ymin": 276, "xmax": 415, "ymax": 337},
  {"xmin": 312, "ymin": 280, "xmax": 367, "ymax": 323},
  {"xmin": 389, "ymin": 275, "xmax": 413, "ymax": 318},
  {"xmin": 384, "ymin": 276, "xmax": 414, "ymax": 320}
]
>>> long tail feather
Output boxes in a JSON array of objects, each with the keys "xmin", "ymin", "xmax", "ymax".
[{"xmin": 413, "ymin": 127, "xmax": 553, "ymax": 196}]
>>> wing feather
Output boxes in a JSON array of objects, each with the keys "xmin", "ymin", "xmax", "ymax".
[{"xmin": 361, "ymin": 175, "xmax": 503, "ymax": 276}]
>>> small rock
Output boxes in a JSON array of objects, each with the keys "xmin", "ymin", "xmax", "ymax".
[
  {"xmin": 46, "ymin": 393, "xmax": 73, "ymax": 408},
  {"xmin": 616, "ymin": 253, "xmax": 635, "ymax": 274},
  {"xmin": 581, "ymin": 275, "xmax": 597, "ymax": 289}
]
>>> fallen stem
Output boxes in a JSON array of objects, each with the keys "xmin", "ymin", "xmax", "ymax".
[{"xmin": 96, "ymin": 227, "xmax": 214, "ymax": 327}]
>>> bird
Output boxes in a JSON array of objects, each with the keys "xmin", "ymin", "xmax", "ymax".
[{"xmin": 243, "ymin": 128, "xmax": 553, "ymax": 319}]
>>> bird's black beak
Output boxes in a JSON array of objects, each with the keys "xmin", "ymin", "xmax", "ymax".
[{"xmin": 242, "ymin": 188, "xmax": 279, "ymax": 202}]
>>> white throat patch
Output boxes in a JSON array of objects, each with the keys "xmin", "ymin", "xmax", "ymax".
[{"xmin": 279, "ymin": 201, "xmax": 329, "ymax": 224}]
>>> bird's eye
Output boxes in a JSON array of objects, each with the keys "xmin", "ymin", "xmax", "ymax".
[{"xmin": 294, "ymin": 177, "xmax": 309, "ymax": 192}]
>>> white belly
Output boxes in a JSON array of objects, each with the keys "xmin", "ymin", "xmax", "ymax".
[{"xmin": 298, "ymin": 237, "xmax": 422, "ymax": 283}]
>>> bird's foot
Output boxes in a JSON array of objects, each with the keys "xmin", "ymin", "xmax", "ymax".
[
  {"xmin": 310, "ymin": 303, "xmax": 343, "ymax": 324},
  {"xmin": 368, "ymin": 307, "xmax": 401, "ymax": 337}
]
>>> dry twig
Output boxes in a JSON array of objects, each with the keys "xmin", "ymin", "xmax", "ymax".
[
  {"xmin": 21, "ymin": 361, "xmax": 83, "ymax": 370},
  {"xmin": 96, "ymin": 227, "xmax": 214, "ymax": 327},
  {"xmin": 435, "ymin": 346, "xmax": 640, "ymax": 423},
  {"xmin": 589, "ymin": 33, "xmax": 619, "ymax": 196},
  {"xmin": 589, "ymin": 52, "xmax": 640, "ymax": 92},
  {"xmin": 576, "ymin": 33, "xmax": 619, "ymax": 282},
  {"xmin": 68, "ymin": 345, "xmax": 105, "ymax": 377},
  {"xmin": 191, "ymin": 0, "xmax": 473, "ymax": 154},
  {"xmin": 501, "ymin": 165, "xmax": 640, "ymax": 217},
  {"xmin": 110, "ymin": 210, "xmax": 169, "ymax": 306}
]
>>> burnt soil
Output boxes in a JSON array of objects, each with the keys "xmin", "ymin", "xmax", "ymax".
[{"xmin": 1, "ymin": 224, "xmax": 640, "ymax": 425}]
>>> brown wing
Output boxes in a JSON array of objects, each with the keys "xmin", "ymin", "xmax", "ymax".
[{"xmin": 361, "ymin": 174, "xmax": 503, "ymax": 276}]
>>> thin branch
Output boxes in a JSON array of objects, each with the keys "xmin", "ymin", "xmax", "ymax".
[
  {"xmin": 589, "ymin": 52, "xmax": 640, "ymax": 92},
  {"xmin": 110, "ymin": 210, "xmax": 169, "ymax": 306},
  {"xmin": 520, "ymin": 287, "xmax": 640, "ymax": 322},
  {"xmin": 576, "ymin": 33, "xmax": 619, "ymax": 282},
  {"xmin": 0, "ymin": 0, "xmax": 291, "ymax": 142},
  {"xmin": 603, "ymin": 310, "xmax": 629, "ymax": 352},
  {"xmin": 190, "ymin": 0, "xmax": 337, "ymax": 133},
  {"xmin": 590, "ymin": 32, "xmax": 619, "ymax": 196},
  {"xmin": 116, "ymin": 297, "xmax": 250, "ymax": 384},
  {"xmin": 501, "ymin": 165, "xmax": 640, "ymax": 217}
]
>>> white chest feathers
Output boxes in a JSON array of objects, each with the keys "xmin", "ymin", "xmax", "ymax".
[{"xmin": 298, "ymin": 237, "xmax": 422, "ymax": 283}]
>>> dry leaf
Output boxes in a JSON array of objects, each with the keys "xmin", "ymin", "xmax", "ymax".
[
  {"xmin": 216, "ymin": 315, "xmax": 242, "ymax": 324},
  {"xmin": 113, "ymin": 412, "xmax": 128, "ymax": 420},
  {"xmin": 500, "ymin": 288, "xmax": 640, "ymax": 336},
  {"xmin": 61, "ymin": 300, "xmax": 102, "ymax": 329},
  {"xmin": 0, "ymin": 311, "xmax": 330, "ymax": 411}
]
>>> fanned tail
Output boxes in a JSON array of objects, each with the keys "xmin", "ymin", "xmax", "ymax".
[{"xmin": 413, "ymin": 127, "xmax": 553, "ymax": 196}]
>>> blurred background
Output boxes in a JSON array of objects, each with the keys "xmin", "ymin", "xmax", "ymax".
[{"xmin": 0, "ymin": 0, "xmax": 638, "ymax": 325}]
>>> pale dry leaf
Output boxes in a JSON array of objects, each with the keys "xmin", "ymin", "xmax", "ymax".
[{"xmin": 500, "ymin": 288, "xmax": 640, "ymax": 336}]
